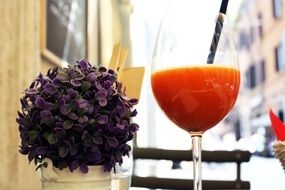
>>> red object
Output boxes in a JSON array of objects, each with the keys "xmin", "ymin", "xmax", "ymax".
[
  {"xmin": 151, "ymin": 66, "xmax": 240, "ymax": 133},
  {"xmin": 269, "ymin": 109, "xmax": 285, "ymax": 141}
]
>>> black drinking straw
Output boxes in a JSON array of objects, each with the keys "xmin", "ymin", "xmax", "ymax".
[{"xmin": 207, "ymin": 0, "xmax": 229, "ymax": 64}]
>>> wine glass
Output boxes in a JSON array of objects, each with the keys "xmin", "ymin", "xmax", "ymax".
[{"xmin": 150, "ymin": 2, "xmax": 240, "ymax": 190}]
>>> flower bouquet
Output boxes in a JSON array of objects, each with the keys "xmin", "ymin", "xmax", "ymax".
[{"xmin": 16, "ymin": 45, "xmax": 144, "ymax": 190}]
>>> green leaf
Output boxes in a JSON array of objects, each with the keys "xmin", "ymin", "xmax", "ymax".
[
  {"xmin": 47, "ymin": 133, "xmax": 57, "ymax": 144},
  {"xmin": 63, "ymin": 120, "xmax": 73, "ymax": 129},
  {"xmin": 81, "ymin": 81, "xmax": 91, "ymax": 92},
  {"xmin": 58, "ymin": 146, "xmax": 68, "ymax": 158},
  {"xmin": 88, "ymin": 118, "xmax": 95, "ymax": 125},
  {"xmin": 43, "ymin": 131, "xmax": 51, "ymax": 140},
  {"xmin": 59, "ymin": 71, "xmax": 69, "ymax": 81},
  {"xmin": 28, "ymin": 131, "xmax": 38, "ymax": 141},
  {"xmin": 77, "ymin": 108, "xmax": 88, "ymax": 116}
]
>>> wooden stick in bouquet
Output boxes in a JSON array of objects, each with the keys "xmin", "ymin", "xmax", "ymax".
[{"xmin": 108, "ymin": 43, "xmax": 145, "ymax": 99}]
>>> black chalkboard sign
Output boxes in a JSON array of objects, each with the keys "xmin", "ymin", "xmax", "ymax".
[{"xmin": 41, "ymin": 0, "xmax": 87, "ymax": 65}]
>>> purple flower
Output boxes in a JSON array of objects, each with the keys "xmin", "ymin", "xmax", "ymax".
[
  {"xmin": 97, "ymin": 115, "xmax": 108, "ymax": 125},
  {"xmin": 36, "ymin": 146, "xmax": 49, "ymax": 155},
  {"xmin": 68, "ymin": 68, "xmax": 77, "ymax": 79},
  {"xmin": 26, "ymin": 88, "xmax": 38, "ymax": 95},
  {"xmin": 34, "ymin": 97, "xmax": 45, "ymax": 109},
  {"xmin": 79, "ymin": 163, "xmax": 89, "ymax": 173},
  {"xmin": 52, "ymin": 78, "xmax": 61, "ymax": 87},
  {"xmin": 68, "ymin": 112, "xmax": 78, "ymax": 120},
  {"xmin": 70, "ymin": 79, "xmax": 81, "ymax": 87},
  {"xmin": 44, "ymin": 83, "xmax": 56, "ymax": 94},
  {"xmin": 79, "ymin": 59, "xmax": 90, "ymax": 71},
  {"xmin": 69, "ymin": 160, "xmax": 80, "ymax": 172},
  {"xmin": 77, "ymin": 99, "xmax": 88, "ymax": 109},
  {"xmin": 68, "ymin": 89, "xmax": 78, "ymax": 99},
  {"xmin": 95, "ymin": 91, "xmax": 107, "ymax": 107},
  {"xmin": 16, "ymin": 60, "xmax": 139, "ymax": 174},
  {"xmin": 105, "ymin": 137, "xmax": 119, "ymax": 150},
  {"xmin": 86, "ymin": 72, "xmax": 97, "ymax": 82}
]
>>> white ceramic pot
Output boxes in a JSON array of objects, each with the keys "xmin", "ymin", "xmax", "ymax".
[{"xmin": 40, "ymin": 159, "xmax": 112, "ymax": 190}]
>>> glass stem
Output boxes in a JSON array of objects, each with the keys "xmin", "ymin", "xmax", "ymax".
[{"xmin": 191, "ymin": 134, "xmax": 202, "ymax": 190}]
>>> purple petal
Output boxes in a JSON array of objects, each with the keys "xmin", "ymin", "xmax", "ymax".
[
  {"xmin": 116, "ymin": 124, "xmax": 125, "ymax": 130},
  {"xmin": 106, "ymin": 137, "xmax": 118, "ymax": 148},
  {"xmin": 68, "ymin": 112, "xmax": 78, "ymax": 120},
  {"xmin": 52, "ymin": 78, "xmax": 61, "ymax": 87},
  {"xmin": 44, "ymin": 83, "xmax": 56, "ymax": 94},
  {"xmin": 41, "ymin": 116, "xmax": 55, "ymax": 126},
  {"xmin": 34, "ymin": 97, "xmax": 46, "ymax": 109},
  {"xmin": 36, "ymin": 146, "xmax": 49, "ymax": 155},
  {"xmin": 95, "ymin": 81, "xmax": 104, "ymax": 90},
  {"xmin": 69, "ymin": 160, "xmax": 79, "ymax": 172},
  {"xmin": 92, "ymin": 136, "xmax": 103, "ymax": 145},
  {"xmin": 63, "ymin": 95, "xmax": 71, "ymax": 102},
  {"xmin": 59, "ymin": 99, "xmax": 66, "ymax": 107},
  {"xmin": 68, "ymin": 68, "xmax": 77, "ymax": 79},
  {"xmin": 55, "ymin": 122, "xmax": 63, "ymax": 128},
  {"xmin": 130, "ymin": 123, "xmax": 139, "ymax": 132},
  {"xmin": 26, "ymin": 88, "xmax": 38, "ymax": 95},
  {"xmin": 129, "ymin": 98, "xmax": 139, "ymax": 105},
  {"xmin": 44, "ymin": 102, "xmax": 55, "ymax": 110},
  {"xmin": 77, "ymin": 99, "xmax": 88, "ymax": 109},
  {"xmin": 77, "ymin": 100, "xmax": 88, "ymax": 109},
  {"xmin": 97, "ymin": 115, "xmax": 108, "ymax": 125},
  {"xmin": 104, "ymin": 80, "xmax": 111, "ymax": 89},
  {"xmin": 99, "ymin": 67, "xmax": 107, "ymax": 73},
  {"xmin": 108, "ymin": 69, "xmax": 115, "ymax": 74},
  {"xmin": 79, "ymin": 59, "xmax": 90, "ymax": 71},
  {"xmin": 20, "ymin": 98, "xmax": 28, "ymax": 108},
  {"xmin": 79, "ymin": 163, "xmax": 89, "ymax": 174},
  {"xmin": 70, "ymin": 145, "xmax": 79, "ymax": 156},
  {"xmin": 96, "ymin": 91, "xmax": 107, "ymax": 99},
  {"xmin": 28, "ymin": 152, "xmax": 35, "ymax": 163},
  {"xmin": 40, "ymin": 110, "xmax": 52, "ymax": 117},
  {"xmin": 104, "ymin": 162, "xmax": 112, "ymax": 172},
  {"xmin": 68, "ymin": 89, "xmax": 78, "ymax": 99},
  {"xmin": 87, "ymin": 104, "xmax": 94, "ymax": 114},
  {"xmin": 99, "ymin": 98, "xmax": 107, "ymax": 107},
  {"xmin": 54, "ymin": 127, "xmax": 66, "ymax": 139},
  {"xmin": 86, "ymin": 72, "xmax": 97, "ymax": 82},
  {"xmin": 70, "ymin": 79, "xmax": 81, "ymax": 87},
  {"xmin": 16, "ymin": 117, "xmax": 28, "ymax": 127},
  {"xmin": 130, "ymin": 109, "xmax": 138, "ymax": 117}
]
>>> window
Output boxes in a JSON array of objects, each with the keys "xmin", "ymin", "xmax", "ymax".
[
  {"xmin": 260, "ymin": 60, "xmax": 266, "ymax": 82},
  {"xmin": 258, "ymin": 13, "xmax": 263, "ymax": 38},
  {"xmin": 275, "ymin": 40, "xmax": 285, "ymax": 72},
  {"xmin": 246, "ymin": 64, "xmax": 256, "ymax": 89},
  {"xmin": 278, "ymin": 109, "xmax": 284, "ymax": 122},
  {"xmin": 239, "ymin": 31, "xmax": 250, "ymax": 50},
  {"xmin": 250, "ymin": 26, "xmax": 256, "ymax": 43},
  {"xmin": 273, "ymin": 0, "xmax": 282, "ymax": 19}
]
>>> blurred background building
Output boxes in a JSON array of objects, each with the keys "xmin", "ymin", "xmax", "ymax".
[
  {"xmin": 233, "ymin": 0, "xmax": 285, "ymax": 157},
  {"xmin": 1, "ymin": 0, "xmax": 285, "ymax": 189}
]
